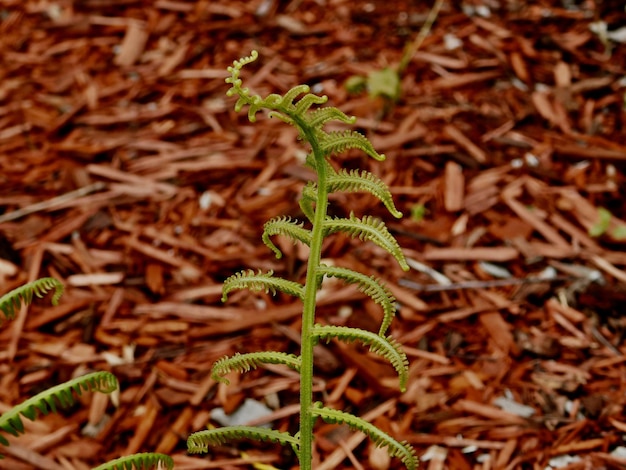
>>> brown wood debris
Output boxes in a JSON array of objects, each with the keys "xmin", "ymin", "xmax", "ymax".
[{"xmin": 0, "ymin": 1, "xmax": 625, "ymax": 469}]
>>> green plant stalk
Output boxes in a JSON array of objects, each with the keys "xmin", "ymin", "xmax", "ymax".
[{"xmin": 297, "ymin": 114, "xmax": 329, "ymax": 469}]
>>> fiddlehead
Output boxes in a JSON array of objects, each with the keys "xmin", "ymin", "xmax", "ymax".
[{"xmin": 318, "ymin": 129, "xmax": 385, "ymax": 161}]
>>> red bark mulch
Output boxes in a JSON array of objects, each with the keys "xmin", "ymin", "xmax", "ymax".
[{"xmin": 1, "ymin": 1, "xmax": 626, "ymax": 469}]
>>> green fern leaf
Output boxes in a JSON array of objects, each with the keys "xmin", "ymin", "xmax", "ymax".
[
  {"xmin": 0, "ymin": 277, "xmax": 64, "ymax": 324},
  {"xmin": 293, "ymin": 93, "xmax": 329, "ymax": 116},
  {"xmin": 318, "ymin": 265, "xmax": 397, "ymax": 336},
  {"xmin": 307, "ymin": 107, "xmax": 356, "ymax": 129},
  {"xmin": 279, "ymin": 84, "xmax": 312, "ymax": 111},
  {"xmin": 225, "ymin": 51, "xmax": 324, "ymax": 129},
  {"xmin": 212, "ymin": 352, "xmax": 301, "ymax": 384},
  {"xmin": 222, "ymin": 270, "xmax": 304, "ymax": 301},
  {"xmin": 91, "ymin": 452, "xmax": 173, "ymax": 470},
  {"xmin": 319, "ymin": 130, "xmax": 385, "ymax": 161},
  {"xmin": 188, "ymin": 426, "xmax": 299, "ymax": 455},
  {"xmin": 262, "ymin": 216, "xmax": 311, "ymax": 259},
  {"xmin": 268, "ymin": 111, "xmax": 296, "ymax": 126},
  {"xmin": 304, "ymin": 152, "xmax": 319, "ymax": 171},
  {"xmin": 306, "ymin": 162, "xmax": 402, "ymax": 220},
  {"xmin": 0, "ymin": 371, "xmax": 118, "ymax": 451},
  {"xmin": 311, "ymin": 325, "xmax": 409, "ymax": 391},
  {"xmin": 226, "ymin": 52, "xmax": 257, "ymax": 92},
  {"xmin": 260, "ymin": 86, "xmax": 313, "ymax": 127},
  {"xmin": 324, "ymin": 213, "xmax": 408, "ymax": 271},
  {"xmin": 328, "ymin": 169, "xmax": 402, "ymax": 218},
  {"xmin": 311, "ymin": 404, "xmax": 417, "ymax": 470},
  {"xmin": 299, "ymin": 182, "xmax": 317, "ymax": 222},
  {"xmin": 246, "ymin": 95, "xmax": 272, "ymax": 123},
  {"xmin": 261, "ymin": 93, "xmax": 284, "ymax": 108}
]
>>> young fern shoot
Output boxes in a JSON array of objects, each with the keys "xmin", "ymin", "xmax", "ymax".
[{"xmin": 187, "ymin": 51, "xmax": 417, "ymax": 470}]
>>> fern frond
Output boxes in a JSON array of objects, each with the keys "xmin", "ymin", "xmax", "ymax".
[
  {"xmin": 262, "ymin": 216, "xmax": 311, "ymax": 259},
  {"xmin": 293, "ymin": 93, "xmax": 329, "ymax": 116},
  {"xmin": 212, "ymin": 352, "xmax": 301, "ymax": 384},
  {"xmin": 224, "ymin": 51, "xmax": 411, "ymax": 470},
  {"xmin": 279, "ymin": 84, "xmax": 312, "ymax": 111},
  {"xmin": 91, "ymin": 453, "xmax": 173, "ymax": 470},
  {"xmin": 188, "ymin": 426, "xmax": 299, "ymax": 455},
  {"xmin": 319, "ymin": 130, "xmax": 385, "ymax": 161},
  {"xmin": 0, "ymin": 277, "xmax": 64, "ymax": 324},
  {"xmin": 0, "ymin": 371, "xmax": 118, "ymax": 448},
  {"xmin": 311, "ymin": 405, "xmax": 417, "ymax": 470},
  {"xmin": 222, "ymin": 270, "xmax": 304, "ymax": 301},
  {"xmin": 299, "ymin": 182, "xmax": 317, "ymax": 222},
  {"xmin": 311, "ymin": 325, "xmax": 408, "ymax": 391},
  {"xmin": 328, "ymin": 169, "xmax": 402, "ymax": 218},
  {"xmin": 307, "ymin": 107, "xmax": 356, "ymax": 129},
  {"xmin": 324, "ymin": 213, "xmax": 409, "ymax": 271},
  {"xmin": 267, "ymin": 111, "xmax": 295, "ymax": 126},
  {"xmin": 260, "ymin": 93, "xmax": 284, "ymax": 108},
  {"xmin": 317, "ymin": 265, "xmax": 397, "ymax": 336}
]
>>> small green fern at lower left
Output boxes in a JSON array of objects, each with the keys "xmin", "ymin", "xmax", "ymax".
[
  {"xmin": 0, "ymin": 278, "xmax": 172, "ymax": 469},
  {"xmin": 0, "ymin": 277, "xmax": 63, "ymax": 324},
  {"xmin": 0, "ymin": 370, "xmax": 119, "ymax": 447}
]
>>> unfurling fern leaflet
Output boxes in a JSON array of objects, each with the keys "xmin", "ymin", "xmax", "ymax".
[
  {"xmin": 311, "ymin": 324, "xmax": 409, "ymax": 391},
  {"xmin": 319, "ymin": 129, "xmax": 385, "ymax": 161},
  {"xmin": 327, "ymin": 167, "xmax": 403, "ymax": 218},
  {"xmin": 91, "ymin": 453, "xmax": 174, "ymax": 470},
  {"xmin": 262, "ymin": 216, "xmax": 312, "ymax": 259},
  {"xmin": 324, "ymin": 213, "xmax": 409, "ymax": 271},
  {"xmin": 318, "ymin": 265, "xmax": 397, "ymax": 336},
  {"xmin": 188, "ymin": 427, "xmax": 300, "ymax": 456},
  {"xmin": 0, "ymin": 371, "xmax": 118, "ymax": 448},
  {"xmin": 212, "ymin": 352, "xmax": 301, "ymax": 384},
  {"xmin": 0, "ymin": 277, "xmax": 63, "ymax": 323},
  {"xmin": 196, "ymin": 51, "xmax": 416, "ymax": 470},
  {"xmin": 311, "ymin": 404, "xmax": 417, "ymax": 470}
]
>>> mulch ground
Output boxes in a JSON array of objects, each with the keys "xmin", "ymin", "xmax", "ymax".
[{"xmin": 1, "ymin": 1, "xmax": 626, "ymax": 469}]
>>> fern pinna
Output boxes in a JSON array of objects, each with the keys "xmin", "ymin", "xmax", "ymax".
[
  {"xmin": 0, "ymin": 277, "xmax": 63, "ymax": 324},
  {"xmin": 187, "ymin": 51, "xmax": 417, "ymax": 470},
  {"xmin": 0, "ymin": 280, "xmax": 172, "ymax": 469}
]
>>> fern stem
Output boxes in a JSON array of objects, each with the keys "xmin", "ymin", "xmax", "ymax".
[{"xmin": 296, "ymin": 116, "xmax": 329, "ymax": 470}]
